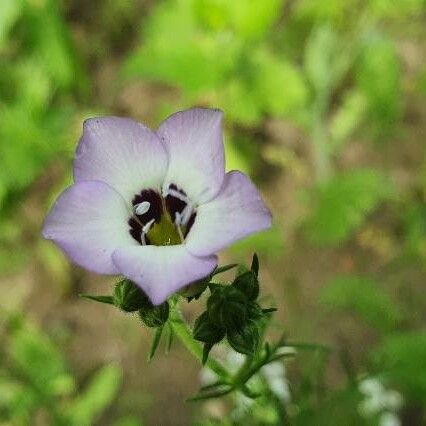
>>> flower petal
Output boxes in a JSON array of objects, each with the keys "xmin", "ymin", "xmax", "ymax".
[
  {"xmin": 157, "ymin": 108, "xmax": 225, "ymax": 204},
  {"xmin": 42, "ymin": 181, "xmax": 135, "ymax": 274},
  {"xmin": 185, "ymin": 171, "xmax": 272, "ymax": 257},
  {"xmin": 112, "ymin": 246, "xmax": 217, "ymax": 305},
  {"xmin": 74, "ymin": 117, "xmax": 168, "ymax": 201}
]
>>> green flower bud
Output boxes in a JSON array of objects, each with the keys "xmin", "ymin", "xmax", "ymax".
[
  {"xmin": 139, "ymin": 301, "xmax": 170, "ymax": 328},
  {"xmin": 207, "ymin": 286, "xmax": 248, "ymax": 331},
  {"xmin": 227, "ymin": 321, "xmax": 260, "ymax": 356},
  {"xmin": 193, "ymin": 312, "xmax": 225, "ymax": 344},
  {"xmin": 233, "ymin": 271, "xmax": 259, "ymax": 301},
  {"xmin": 113, "ymin": 279, "xmax": 150, "ymax": 312},
  {"xmin": 247, "ymin": 302, "xmax": 264, "ymax": 320}
]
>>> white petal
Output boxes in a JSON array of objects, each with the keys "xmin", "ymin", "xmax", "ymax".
[
  {"xmin": 74, "ymin": 117, "xmax": 168, "ymax": 201},
  {"xmin": 112, "ymin": 245, "xmax": 217, "ymax": 305},
  {"xmin": 185, "ymin": 171, "xmax": 272, "ymax": 257},
  {"xmin": 42, "ymin": 181, "xmax": 136, "ymax": 274},
  {"xmin": 157, "ymin": 108, "xmax": 225, "ymax": 204}
]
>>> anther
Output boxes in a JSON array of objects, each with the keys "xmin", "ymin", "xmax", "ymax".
[{"xmin": 134, "ymin": 201, "xmax": 151, "ymax": 215}]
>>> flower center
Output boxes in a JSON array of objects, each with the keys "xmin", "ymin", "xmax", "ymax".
[{"xmin": 128, "ymin": 184, "xmax": 196, "ymax": 246}]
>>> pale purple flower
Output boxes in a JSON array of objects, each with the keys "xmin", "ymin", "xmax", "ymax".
[{"xmin": 42, "ymin": 108, "xmax": 271, "ymax": 304}]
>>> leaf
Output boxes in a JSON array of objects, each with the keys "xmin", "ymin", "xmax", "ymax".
[
  {"xmin": 68, "ymin": 365, "xmax": 122, "ymax": 425},
  {"xmin": 79, "ymin": 294, "xmax": 115, "ymax": 305},
  {"xmin": 212, "ymin": 264, "xmax": 238, "ymax": 276},
  {"xmin": 187, "ymin": 384, "xmax": 233, "ymax": 402},
  {"xmin": 252, "ymin": 48, "xmax": 308, "ymax": 118},
  {"xmin": 329, "ymin": 90, "xmax": 368, "ymax": 153},
  {"xmin": 320, "ymin": 276, "xmax": 403, "ymax": 332},
  {"xmin": 251, "ymin": 253, "xmax": 259, "ymax": 277},
  {"xmin": 304, "ymin": 169, "xmax": 392, "ymax": 245},
  {"xmin": 122, "ymin": 0, "xmax": 239, "ymax": 94},
  {"xmin": 149, "ymin": 326, "xmax": 164, "ymax": 361},
  {"xmin": 0, "ymin": 0, "xmax": 23, "ymax": 47},
  {"xmin": 8, "ymin": 322, "xmax": 71, "ymax": 398},
  {"xmin": 304, "ymin": 25, "xmax": 353, "ymax": 95},
  {"xmin": 356, "ymin": 34, "xmax": 401, "ymax": 135},
  {"xmin": 228, "ymin": 0, "xmax": 284, "ymax": 39}
]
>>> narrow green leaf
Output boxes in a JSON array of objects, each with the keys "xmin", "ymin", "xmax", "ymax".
[
  {"xmin": 148, "ymin": 326, "xmax": 163, "ymax": 361},
  {"xmin": 262, "ymin": 307, "xmax": 277, "ymax": 314},
  {"xmin": 251, "ymin": 253, "xmax": 259, "ymax": 277},
  {"xmin": 200, "ymin": 380, "xmax": 227, "ymax": 392},
  {"xmin": 186, "ymin": 386, "xmax": 233, "ymax": 402},
  {"xmin": 79, "ymin": 295, "xmax": 114, "ymax": 305},
  {"xmin": 212, "ymin": 264, "xmax": 238, "ymax": 276}
]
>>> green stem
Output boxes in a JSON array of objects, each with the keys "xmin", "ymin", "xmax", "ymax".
[{"xmin": 170, "ymin": 308, "xmax": 230, "ymax": 380}]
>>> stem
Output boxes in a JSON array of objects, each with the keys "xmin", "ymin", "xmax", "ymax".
[{"xmin": 169, "ymin": 308, "xmax": 230, "ymax": 380}]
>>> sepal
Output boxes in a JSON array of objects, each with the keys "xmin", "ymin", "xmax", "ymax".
[
  {"xmin": 207, "ymin": 286, "xmax": 248, "ymax": 331},
  {"xmin": 227, "ymin": 321, "xmax": 260, "ymax": 356},
  {"xmin": 139, "ymin": 300, "xmax": 170, "ymax": 328},
  {"xmin": 193, "ymin": 312, "xmax": 226, "ymax": 344},
  {"xmin": 113, "ymin": 279, "xmax": 150, "ymax": 312}
]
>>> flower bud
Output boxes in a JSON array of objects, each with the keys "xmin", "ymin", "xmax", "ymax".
[
  {"xmin": 247, "ymin": 302, "xmax": 264, "ymax": 320},
  {"xmin": 113, "ymin": 279, "xmax": 150, "ymax": 312},
  {"xmin": 233, "ymin": 271, "xmax": 259, "ymax": 301},
  {"xmin": 139, "ymin": 301, "xmax": 170, "ymax": 328},
  {"xmin": 193, "ymin": 312, "xmax": 225, "ymax": 344},
  {"xmin": 227, "ymin": 321, "xmax": 260, "ymax": 356},
  {"xmin": 207, "ymin": 286, "xmax": 248, "ymax": 331}
]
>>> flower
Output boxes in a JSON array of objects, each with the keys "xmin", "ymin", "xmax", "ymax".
[{"xmin": 42, "ymin": 108, "xmax": 272, "ymax": 304}]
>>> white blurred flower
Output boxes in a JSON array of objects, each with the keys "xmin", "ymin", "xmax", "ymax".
[
  {"xmin": 358, "ymin": 376, "xmax": 403, "ymax": 426},
  {"xmin": 379, "ymin": 411, "xmax": 401, "ymax": 426}
]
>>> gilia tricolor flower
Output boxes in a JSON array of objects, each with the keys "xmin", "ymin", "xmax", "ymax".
[{"xmin": 42, "ymin": 108, "xmax": 271, "ymax": 305}]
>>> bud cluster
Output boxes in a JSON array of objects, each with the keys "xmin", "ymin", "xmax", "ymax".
[
  {"xmin": 80, "ymin": 254, "xmax": 276, "ymax": 365},
  {"xmin": 193, "ymin": 254, "xmax": 275, "ymax": 362}
]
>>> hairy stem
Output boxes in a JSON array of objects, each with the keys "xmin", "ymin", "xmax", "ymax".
[{"xmin": 170, "ymin": 308, "xmax": 230, "ymax": 380}]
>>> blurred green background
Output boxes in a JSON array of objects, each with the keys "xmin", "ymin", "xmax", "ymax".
[{"xmin": 0, "ymin": 0, "xmax": 425, "ymax": 424}]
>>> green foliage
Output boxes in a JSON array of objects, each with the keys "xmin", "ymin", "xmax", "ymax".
[
  {"xmin": 304, "ymin": 169, "xmax": 393, "ymax": 244},
  {"xmin": 0, "ymin": 0, "xmax": 84, "ymax": 216},
  {"xmin": 356, "ymin": 35, "xmax": 401, "ymax": 135},
  {"xmin": 66, "ymin": 364, "xmax": 122, "ymax": 425},
  {"xmin": 1, "ymin": 318, "xmax": 122, "ymax": 425},
  {"xmin": 372, "ymin": 331, "xmax": 426, "ymax": 402},
  {"xmin": 320, "ymin": 276, "xmax": 403, "ymax": 332}
]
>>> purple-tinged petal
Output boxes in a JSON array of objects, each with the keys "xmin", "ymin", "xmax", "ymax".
[
  {"xmin": 42, "ymin": 181, "xmax": 136, "ymax": 274},
  {"xmin": 74, "ymin": 117, "xmax": 168, "ymax": 201},
  {"xmin": 185, "ymin": 171, "xmax": 272, "ymax": 257},
  {"xmin": 111, "ymin": 245, "xmax": 217, "ymax": 305},
  {"xmin": 157, "ymin": 108, "xmax": 225, "ymax": 204}
]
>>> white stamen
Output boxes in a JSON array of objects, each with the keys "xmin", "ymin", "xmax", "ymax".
[
  {"xmin": 140, "ymin": 218, "xmax": 155, "ymax": 246},
  {"xmin": 167, "ymin": 188, "xmax": 189, "ymax": 203},
  {"xmin": 175, "ymin": 211, "xmax": 182, "ymax": 226},
  {"xmin": 134, "ymin": 201, "xmax": 150, "ymax": 215},
  {"xmin": 180, "ymin": 204, "xmax": 193, "ymax": 225},
  {"xmin": 142, "ymin": 218, "xmax": 155, "ymax": 234}
]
